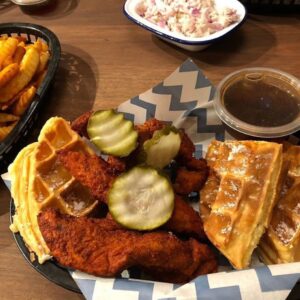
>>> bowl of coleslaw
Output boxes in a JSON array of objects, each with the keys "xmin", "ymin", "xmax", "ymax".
[{"xmin": 124, "ymin": 0, "xmax": 246, "ymax": 51}]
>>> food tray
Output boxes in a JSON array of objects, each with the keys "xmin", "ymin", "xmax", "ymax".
[
  {"xmin": 3, "ymin": 59, "xmax": 300, "ymax": 299},
  {"xmin": 239, "ymin": 0, "xmax": 300, "ymax": 12},
  {"xmin": 0, "ymin": 23, "xmax": 60, "ymax": 172}
]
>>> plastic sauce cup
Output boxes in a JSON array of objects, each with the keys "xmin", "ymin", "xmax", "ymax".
[{"xmin": 214, "ymin": 68, "xmax": 300, "ymax": 138}]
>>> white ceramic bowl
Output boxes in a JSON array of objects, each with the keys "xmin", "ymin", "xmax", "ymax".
[
  {"xmin": 124, "ymin": 0, "xmax": 247, "ymax": 51},
  {"xmin": 10, "ymin": 0, "xmax": 49, "ymax": 6}
]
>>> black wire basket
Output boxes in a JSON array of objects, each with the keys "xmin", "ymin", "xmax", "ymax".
[
  {"xmin": 0, "ymin": 23, "xmax": 60, "ymax": 172},
  {"xmin": 239, "ymin": 0, "xmax": 300, "ymax": 12}
]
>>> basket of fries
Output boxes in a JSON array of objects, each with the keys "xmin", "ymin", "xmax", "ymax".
[{"xmin": 0, "ymin": 23, "xmax": 60, "ymax": 171}]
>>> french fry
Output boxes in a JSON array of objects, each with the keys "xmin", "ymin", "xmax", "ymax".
[
  {"xmin": 33, "ymin": 69, "xmax": 47, "ymax": 88},
  {"xmin": 0, "ymin": 63, "xmax": 19, "ymax": 88},
  {"xmin": 26, "ymin": 39, "xmax": 43, "ymax": 53},
  {"xmin": 15, "ymin": 36, "xmax": 27, "ymax": 43},
  {"xmin": 0, "ymin": 112, "xmax": 19, "ymax": 124},
  {"xmin": 11, "ymin": 85, "xmax": 36, "ymax": 116},
  {"xmin": 0, "ymin": 37, "xmax": 18, "ymax": 70},
  {"xmin": 2, "ymin": 56, "xmax": 13, "ymax": 68},
  {"xmin": 37, "ymin": 51, "xmax": 50, "ymax": 74},
  {"xmin": 0, "ymin": 122, "xmax": 17, "ymax": 142},
  {"xmin": 0, "ymin": 40, "xmax": 5, "ymax": 49},
  {"xmin": 41, "ymin": 41, "xmax": 49, "ymax": 52},
  {"xmin": 13, "ymin": 46, "xmax": 26, "ymax": 65},
  {"xmin": 0, "ymin": 85, "xmax": 26, "ymax": 111},
  {"xmin": 18, "ymin": 41, "xmax": 26, "ymax": 48},
  {"xmin": 0, "ymin": 47, "xmax": 40, "ymax": 103}
]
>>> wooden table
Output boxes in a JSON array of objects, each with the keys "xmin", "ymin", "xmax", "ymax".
[{"xmin": 0, "ymin": 1, "xmax": 299, "ymax": 299}]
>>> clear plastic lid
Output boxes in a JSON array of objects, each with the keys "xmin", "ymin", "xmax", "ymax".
[{"xmin": 214, "ymin": 68, "xmax": 300, "ymax": 138}]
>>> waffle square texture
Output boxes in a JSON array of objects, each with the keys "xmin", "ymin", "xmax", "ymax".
[
  {"xmin": 200, "ymin": 140, "xmax": 283, "ymax": 269},
  {"xmin": 10, "ymin": 117, "xmax": 97, "ymax": 263},
  {"xmin": 258, "ymin": 144, "xmax": 300, "ymax": 264}
]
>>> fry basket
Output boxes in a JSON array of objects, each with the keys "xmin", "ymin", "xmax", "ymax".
[{"xmin": 0, "ymin": 23, "xmax": 60, "ymax": 172}]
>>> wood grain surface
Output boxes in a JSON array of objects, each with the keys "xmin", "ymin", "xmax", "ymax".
[{"xmin": 0, "ymin": 0, "xmax": 299, "ymax": 299}]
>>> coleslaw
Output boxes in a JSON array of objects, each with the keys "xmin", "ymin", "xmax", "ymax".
[{"xmin": 136, "ymin": 0, "xmax": 240, "ymax": 38}]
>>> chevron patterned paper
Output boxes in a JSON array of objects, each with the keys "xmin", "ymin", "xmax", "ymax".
[{"xmin": 72, "ymin": 262, "xmax": 300, "ymax": 300}]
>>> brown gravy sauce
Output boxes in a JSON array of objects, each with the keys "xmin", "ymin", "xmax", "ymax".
[{"xmin": 223, "ymin": 78, "xmax": 300, "ymax": 127}]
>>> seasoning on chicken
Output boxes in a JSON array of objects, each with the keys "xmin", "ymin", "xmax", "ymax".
[
  {"xmin": 174, "ymin": 158, "xmax": 209, "ymax": 196},
  {"xmin": 164, "ymin": 195, "xmax": 206, "ymax": 240},
  {"xmin": 57, "ymin": 150, "xmax": 116, "ymax": 203},
  {"xmin": 71, "ymin": 110, "xmax": 92, "ymax": 138},
  {"xmin": 38, "ymin": 208, "xmax": 217, "ymax": 283}
]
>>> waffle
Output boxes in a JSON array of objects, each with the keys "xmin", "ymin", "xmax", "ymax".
[
  {"xmin": 258, "ymin": 144, "xmax": 300, "ymax": 264},
  {"xmin": 199, "ymin": 140, "xmax": 283, "ymax": 269},
  {"xmin": 10, "ymin": 117, "xmax": 98, "ymax": 263}
]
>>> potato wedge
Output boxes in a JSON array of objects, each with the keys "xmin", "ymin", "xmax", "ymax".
[
  {"xmin": 2, "ymin": 56, "xmax": 13, "ymax": 68},
  {"xmin": 0, "ymin": 112, "xmax": 19, "ymax": 124},
  {"xmin": 0, "ymin": 37, "xmax": 18, "ymax": 70},
  {"xmin": 0, "ymin": 48, "xmax": 39, "ymax": 103},
  {"xmin": 0, "ymin": 63, "xmax": 19, "ymax": 88},
  {"xmin": 13, "ymin": 46, "xmax": 26, "ymax": 65},
  {"xmin": 33, "ymin": 70, "xmax": 47, "ymax": 88},
  {"xmin": 0, "ymin": 122, "xmax": 17, "ymax": 142},
  {"xmin": 37, "ymin": 51, "xmax": 50, "ymax": 74},
  {"xmin": 18, "ymin": 41, "xmax": 26, "ymax": 48},
  {"xmin": 12, "ymin": 85, "xmax": 37, "ymax": 116},
  {"xmin": 41, "ymin": 41, "xmax": 49, "ymax": 52}
]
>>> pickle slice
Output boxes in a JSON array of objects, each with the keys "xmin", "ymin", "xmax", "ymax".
[
  {"xmin": 108, "ymin": 166, "xmax": 174, "ymax": 230},
  {"xmin": 142, "ymin": 126, "xmax": 181, "ymax": 168},
  {"xmin": 87, "ymin": 109, "xmax": 138, "ymax": 157}
]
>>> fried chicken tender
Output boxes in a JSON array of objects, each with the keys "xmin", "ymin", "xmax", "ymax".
[
  {"xmin": 58, "ymin": 150, "xmax": 115, "ymax": 203},
  {"xmin": 177, "ymin": 130, "xmax": 196, "ymax": 163},
  {"xmin": 134, "ymin": 118, "xmax": 165, "ymax": 145},
  {"xmin": 38, "ymin": 208, "xmax": 217, "ymax": 283},
  {"xmin": 71, "ymin": 111, "xmax": 93, "ymax": 138},
  {"xmin": 174, "ymin": 130, "xmax": 209, "ymax": 195},
  {"xmin": 174, "ymin": 158, "xmax": 209, "ymax": 195},
  {"xmin": 106, "ymin": 155, "xmax": 126, "ymax": 174},
  {"xmin": 164, "ymin": 195, "xmax": 206, "ymax": 240}
]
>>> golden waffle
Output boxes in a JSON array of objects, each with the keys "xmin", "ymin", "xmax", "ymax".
[
  {"xmin": 9, "ymin": 142, "xmax": 51, "ymax": 263},
  {"xmin": 33, "ymin": 117, "xmax": 98, "ymax": 216},
  {"xmin": 200, "ymin": 140, "xmax": 283, "ymax": 269},
  {"xmin": 258, "ymin": 144, "xmax": 300, "ymax": 264},
  {"xmin": 10, "ymin": 117, "xmax": 98, "ymax": 263}
]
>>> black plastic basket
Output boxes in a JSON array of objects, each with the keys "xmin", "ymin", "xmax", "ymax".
[
  {"xmin": 239, "ymin": 0, "xmax": 300, "ymax": 12},
  {"xmin": 0, "ymin": 23, "xmax": 60, "ymax": 172}
]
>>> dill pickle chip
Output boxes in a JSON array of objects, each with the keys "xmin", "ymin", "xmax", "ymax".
[
  {"xmin": 108, "ymin": 166, "xmax": 174, "ymax": 230},
  {"xmin": 142, "ymin": 126, "xmax": 181, "ymax": 168},
  {"xmin": 87, "ymin": 109, "xmax": 138, "ymax": 157}
]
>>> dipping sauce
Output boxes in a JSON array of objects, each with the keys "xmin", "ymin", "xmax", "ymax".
[{"xmin": 223, "ymin": 76, "xmax": 300, "ymax": 127}]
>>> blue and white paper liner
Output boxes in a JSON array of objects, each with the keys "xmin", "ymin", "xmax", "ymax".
[
  {"xmin": 74, "ymin": 59, "xmax": 300, "ymax": 299},
  {"xmin": 117, "ymin": 59, "xmax": 236, "ymax": 159},
  {"xmin": 72, "ymin": 262, "xmax": 300, "ymax": 300},
  {"xmin": 3, "ymin": 59, "xmax": 300, "ymax": 299}
]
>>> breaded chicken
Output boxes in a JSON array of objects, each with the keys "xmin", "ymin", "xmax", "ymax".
[
  {"xmin": 71, "ymin": 111, "xmax": 93, "ymax": 138},
  {"xmin": 58, "ymin": 150, "xmax": 115, "ymax": 203},
  {"xmin": 106, "ymin": 155, "xmax": 126, "ymax": 175},
  {"xmin": 174, "ymin": 158, "xmax": 209, "ymax": 196},
  {"xmin": 135, "ymin": 118, "xmax": 165, "ymax": 145},
  {"xmin": 177, "ymin": 130, "xmax": 196, "ymax": 163},
  {"xmin": 38, "ymin": 208, "xmax": 217, "ymax": 283},
  {"xmin": 164, "ymin": 195, "xmax": 206, "ymax": 240}
]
